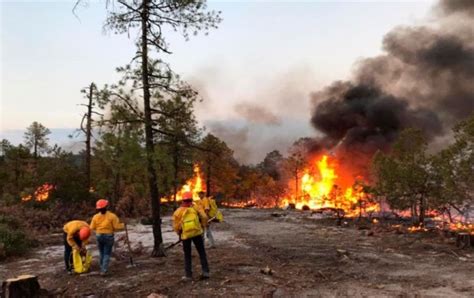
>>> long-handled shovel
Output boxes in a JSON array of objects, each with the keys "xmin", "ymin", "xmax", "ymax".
[{"xmin": 124, "ymin": 223, "xmax": 135, "ymax": 267}]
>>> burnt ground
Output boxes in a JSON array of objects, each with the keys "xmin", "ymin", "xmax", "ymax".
[{"xmin": 1, "ymin": 208, "xmax": 473, "ymax": 297}]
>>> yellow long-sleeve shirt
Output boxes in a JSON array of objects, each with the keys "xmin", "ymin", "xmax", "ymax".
[
  {"xmin": 90, "ymin": 211, "xmax": 124, "ymax": 234},
  {"xmin": 63, "ymin": 220, "xmax": 89, "ymax": 250}
]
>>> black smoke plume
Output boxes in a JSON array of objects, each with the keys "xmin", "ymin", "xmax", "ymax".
[{"xmin": 310, "ymin": 0, "xmax": 474, "ymax": 156}]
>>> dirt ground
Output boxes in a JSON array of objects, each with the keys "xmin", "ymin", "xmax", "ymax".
[{"xmin": 1, "ymin": 208, "xmax": 473, "ymax": 297}]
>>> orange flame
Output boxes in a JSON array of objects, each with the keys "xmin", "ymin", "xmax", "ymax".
[
  {"xmin": 281, "ymin": 154, "xmax": 379, "ymax": 216},
  {"xmin": 161, "ymin": 164, "xmax": 205, "ymax": 203},
  {"xmin": 408, "ymin": 226, "xmax": 428, "ymax": 233},
  {"xmin": 221, "ymin": 200, "xmax": 256, "ymax": 208},
  {"xmin": 21, "ymin": 183, "xmax": 55, "ymax": 202}
]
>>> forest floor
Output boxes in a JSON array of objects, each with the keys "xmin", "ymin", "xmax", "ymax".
[{"xmin": 1, "ymin": 208, "xmax": 473, "ymax": 297}]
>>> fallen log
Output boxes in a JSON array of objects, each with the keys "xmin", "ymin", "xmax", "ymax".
[{"xmin": 1, "ymin": 275, "xmax": 42, "ymax": 298}]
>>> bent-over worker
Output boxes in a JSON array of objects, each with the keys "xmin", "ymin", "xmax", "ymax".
[{"xmin": 63, "ymin": 220, "xmax": 91, "ymax": 273}]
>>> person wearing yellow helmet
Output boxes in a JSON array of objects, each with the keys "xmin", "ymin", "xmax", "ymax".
[{"xmin": 90, "ymin": 199, "xmax": 125, "ymax": 276}]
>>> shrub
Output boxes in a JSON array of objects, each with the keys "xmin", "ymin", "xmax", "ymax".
[{"xmin": 0, "ymin": 216, "xmax": 33, "ymax": 260}]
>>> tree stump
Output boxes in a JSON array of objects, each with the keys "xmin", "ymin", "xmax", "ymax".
[{"xmin": 1, "ymin": 275, "xmax": 41, "ymax": 298}]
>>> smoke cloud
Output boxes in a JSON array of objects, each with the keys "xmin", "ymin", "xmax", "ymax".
[
  {"xmin": 309, "ymin": 0, "xmax": 474, "ymax": 156},
  {"xmin": 234, "ymin": 102, "xmax": 282, "ymax": 125},
  {"xmin": 207, "ymin": 122, "xmax": 251, "ymax": 162}
]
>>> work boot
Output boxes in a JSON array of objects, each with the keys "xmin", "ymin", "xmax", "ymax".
[
  {"xmin": 100, "ymin": 271, "xmax": 108, "ymax": 277},
  {"xmin": 181, "ymin": 276, "xmax": 192, "ymax": 282},
  {"xmin": 199, "ymin": 272, "xmax": 210, "ymax": 280}
]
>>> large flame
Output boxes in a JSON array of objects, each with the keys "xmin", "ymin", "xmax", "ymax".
[
  {"xmin": 161, "ymin": 164, "xmax": 205, "ymax": 203},
  {"xmin": 21, "ymin": 183, "xmax": 55, "ymax": 203},
  {"xmin": 281, "ymin": 154, "xmax": 379, "ymax": 216}
]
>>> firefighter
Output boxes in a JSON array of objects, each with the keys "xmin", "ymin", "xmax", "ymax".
[
  {"xmin": 197, "ymin": 191, "xmax": 216, "ymax": 247},
  {"xmin": 90, "ymin": 199, "xmax": 125, "ymax": 276},
  {"xmin": 173, "ymin": 191, "xmax": 210, "ymax": 280},
  {"xmin": 63, "ymin": 220, "xmax": 90, "ymax": 273}
]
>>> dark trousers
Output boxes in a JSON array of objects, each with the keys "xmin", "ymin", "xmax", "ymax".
[
  {"xmin": 182, "ymin": 235, "xmax": 209, "ymax": 277},
  {"xmin": 63, "ymin": 232, "xmax": 82, "ymax": 271},
  {"xmin": 96, "ymin": 234, "xmax": 114, "ymax": 273}
]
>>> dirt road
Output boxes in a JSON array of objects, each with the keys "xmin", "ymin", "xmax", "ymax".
[{"xmin": 1, "ymin": 209, "xmax": 473, "ymax": 297}]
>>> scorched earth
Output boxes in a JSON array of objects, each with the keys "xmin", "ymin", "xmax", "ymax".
[{"xmin": 1, "ymin": 208, "xmax": 473, "ymax": 297}]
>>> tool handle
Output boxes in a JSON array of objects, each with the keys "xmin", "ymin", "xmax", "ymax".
[
  {"xmin": 124, "ymin": 223, "xmax": 134, "ymax": 265},
  {"xmin": 165, "ymin": 239, "xmax": 182, "ymax": 250}
]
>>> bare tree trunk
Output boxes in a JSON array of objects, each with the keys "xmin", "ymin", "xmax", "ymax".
[
  {"xmin": 411, "ymin": 203, "xmax": 418, "ymax": 223},
  {"xmin": 172, "ymin": 140, "xmax": 179, "ymax": 210},
  {"xmin": 33, "ymin": 139, "xmax": 38, "ymax": 159},
  {"xmin": 419, "ymin": 196, "xmax": 425, "ymax": 226},
  {"xmin": 446, "ymin": 207, "xmax": 453, "ymax": 223},
  {"xmin": 141, "ymin": 0, "xmax": 164, "ymax": 257},
  {"xmin": 85, "ymin": 83, "xmax": 94, "ymax": 190},
  {"xmin": 112, "ymin": 125, "xmax": 122, "ymax": 207}
]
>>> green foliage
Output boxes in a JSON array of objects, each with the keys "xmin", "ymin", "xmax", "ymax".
[
  {"xmin": 155, "ymin": 95, "xmax": 201, "ymax": 199},
  {"xmin": 0, "ymin": 215, "xmax": 33, "ymax": 260},
  {"xmin": 0, "ymin": 140, "xmax": 33, "ymax": 197},
  {"xmin": 24, "ymin": 121, "xmax": 51, "ymax": 158},
  {"xmin": 430, "ymin": 114, "xmax": 474, "ymax": 209},
  {"xmin": 197, "ymin": 133, "xmax": 239, "ymax": 197},
  {"xmin": 105, "ymin": 0, "xmax": 222, "ymax": 51},
  {"xmin": 371, "ymin": 116, "xmax": 474, "ymax": 223},
  {"xmin": 371, "ymin": 129, "xmax": 431, "ymax": 224},
  {"xmin": 258, "ymin": 150, "xmax": 284, "ymax": 181},
  {"xmin": 93, "ymin": 123, "xmax": 148, "ymax": 215}
]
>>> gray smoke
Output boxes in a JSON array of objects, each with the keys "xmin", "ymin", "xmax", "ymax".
[
  {"xmin": 234, "ymin": 102, "xmax": 282, "ymax": 125},
  {"xmin": 310, "ymin": 0, "xmax": 474, "ymax": 155}
]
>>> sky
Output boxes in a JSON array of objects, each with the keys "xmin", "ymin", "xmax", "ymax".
[{"xmin": 0, "ymin": 0, "xmax": 436, "ymax": 163}]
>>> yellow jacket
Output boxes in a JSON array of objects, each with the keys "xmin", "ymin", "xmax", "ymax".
[
  {"xmin": 63, "ymin": 220, "xmax": 89, "ymax": 250},
  {"xmin": 90, "ymin": 211, "xmax": 124, "ymax": 234},
  {"xmin": 197, "ymin": 197, "xmax": 211, "ymax": 214},
  {"xmin": 172, "ymin": 204, "xmax": 208, "ymax": 235}
]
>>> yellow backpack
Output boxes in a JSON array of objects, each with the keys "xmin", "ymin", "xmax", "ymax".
[
  {"xmin": 181, "ymin": 206, "xmax": 203, "ymax": 240},
  {"xmin": 209, "ymin": 199, "xmax": 223, "ymax": 222},
  {"xmin": 72, "ymin": 250, "xmax": 92, "ymax": 274}
]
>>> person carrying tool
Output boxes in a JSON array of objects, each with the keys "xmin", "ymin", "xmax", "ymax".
[
  {"xmin": 197, "ymin": 191, "xmax": 223, "ymax": 248},
  {"xmin": 173, "ymin": 191, "xmax": 210, "ymax": 280},
  {"xmin": 90, "ymin": 199, "xmax": 125, "ymax": 276},
  {"xmin": 63, "ymin": 220, "xmax": 91, "ymax": 274}
]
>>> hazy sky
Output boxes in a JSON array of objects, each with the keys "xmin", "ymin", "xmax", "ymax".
[{"xmin": 1, "ymin": 0, "xmax": 436, "ymax": 162}]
